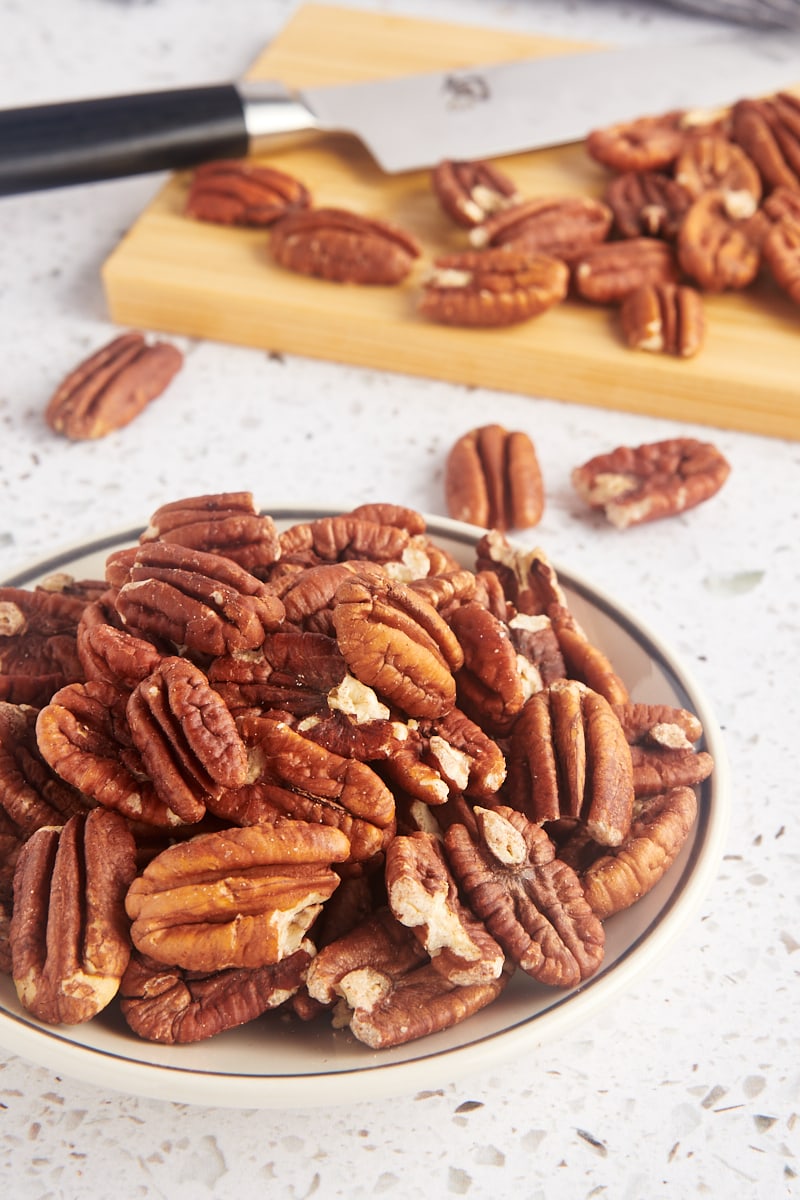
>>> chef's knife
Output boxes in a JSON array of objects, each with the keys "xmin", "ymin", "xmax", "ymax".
[{"xmin": 1, "ymin": 29, "xmax": 799, "ymax": 194}]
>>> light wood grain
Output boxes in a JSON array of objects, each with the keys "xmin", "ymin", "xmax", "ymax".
[{"xmin": 101, "ymin": 3, "xmax": 800, "ymax": 440}]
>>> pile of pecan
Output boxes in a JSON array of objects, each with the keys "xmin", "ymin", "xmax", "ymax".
[
  {"xmin": 0, "ymin": 494, "xmax": 714, "ymax": 1049},
  {"xmin": 184, "ymin": 86, "xmax": 800, "ymax": 347}
]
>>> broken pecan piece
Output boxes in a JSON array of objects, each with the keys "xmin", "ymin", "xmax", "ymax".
[
  {"xmin": 571, "ymin": 437, "xmax": 731, "ymax": 529},
  {"xmin": 125, "ymin": 820, "xmax": 350, "ymax": 972},
  {"xmin": 120, "ymin": 943, "xmax": 313, "ymax": 1043},
  {"xmin": 444, "ymin": 805, "xmax": 605, "ymax": 987},
  {"xmin": 431, "ymin": 158, "xmax": 520, "ymax": 228},
  {"xmin": 186, "ymin": 159, "xmax": 311, "ymax": 227},
  {"xmin": 10, "ymin": 808, "xmax": 137, "ymax": 1023},
  {"xmin": 126, "ymin": 657, "xmax": 248, "ymax": 823},
  {"xmin": 507, "ymin": 681, "xmax": 634, "ymax": 845},
  {"xmin": 270, "ymin": 207, "xmax": 421, "ymax": 284},
  {"xmin": 445, "ymin": 424, "xmax": 545, "ymax": 530},
  {"xmin": 619, "ymin": 282, "xmax": 705, "ymax": 358},
  {"xmin": 419, "ymin": 249, "xmax": 568, "ymax": 327},
  {"xmin": 114, "ymin": 542, "xmax": 285, "ymax": 658},
  {"xmin": 385, "ymin": 832, "xmax": 505, "ymax": 986},
  {"xmin": 44, "ymin": 331, "xmax": 183, "ymax": 440},
  {"xmin": 332, "ymin": 575, "xmax": 462, "ymax": 719}
]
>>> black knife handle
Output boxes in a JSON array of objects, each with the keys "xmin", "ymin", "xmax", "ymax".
[{"xmin": 0, "ymin": 85, "xmax": 249, "ymax": 196}]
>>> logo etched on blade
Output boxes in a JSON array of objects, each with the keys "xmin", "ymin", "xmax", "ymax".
[{"xmin": 442, "ymin": 74, "xmax": 491, "ymax": 110}]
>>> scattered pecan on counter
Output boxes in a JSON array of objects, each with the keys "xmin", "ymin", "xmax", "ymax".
[
  {"xmin": 0, "ymin": 493, "xmax": 713, "ymax": 1048},
  {"xmin": 444, "ymin": 424, "xmax": 545, "ymax": 530},
  {"xmin": 571, "ymin": 437, "xmax": 731, "ymax": 529},
  {"xmin": 45, "ymin": 331, "xmax": 183, "ymax": 441}
]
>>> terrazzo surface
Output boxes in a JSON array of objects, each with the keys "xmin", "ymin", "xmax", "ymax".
[{"xmin": 1, "ymin": 2, "xmax": 798, "ymax": 1196}]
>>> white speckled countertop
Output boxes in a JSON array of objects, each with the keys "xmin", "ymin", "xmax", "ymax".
[{"xmin": 1, "ymin": 1, "xmax": 798, "ymax": 1196}]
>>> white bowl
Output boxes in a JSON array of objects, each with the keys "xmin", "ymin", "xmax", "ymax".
[{"xmin": 0, "ymin": 509, "xmax": 729, "ymax": 1108}]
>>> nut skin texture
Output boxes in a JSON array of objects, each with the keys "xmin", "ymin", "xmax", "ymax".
[
  {"xmin": 10, "ymin": 808, "xmax": 137, "ymax": 1024},
  {"xmin": 332, "ymin": 576, "xmax": 462, "ymax": 720},
  {"xmin": 270, "ymin": 207, "xmax": 421, "ymax": 285},
  {"xmin": 471, "ymin": 195, "xmax": 612, "ymax": 261},
  {"xmin": 125, "ymin": 821, "xmax": 350, "ymax": 973},
  {"xmin": 444, "ymin": 805, "xmax": 605, "ymax": 988},
  {"xmin": 431, "ymin": 158, "xmax": 520, "ymax": 228},
  {"xmin": 114, "ymin": 542, "xmax": 285, "ymax": 658},
  {"xmin": 120, "ymin": 943, "xmax": 313, "ymax": 1043},
  {"xmin": 445, "ymin": 424, "xmax": 544, "ymax": 531},
  {"xmin": 620, "ymin": 283, "xmax": 705, "ymax": 358},
  {"xmin": 419, "ymin": 249, "xmax": 568, "ymax": 328},
  {"xmin": 45, "ymin": 332, "xmax": 183, "ymax": 441},
  {"xmin": 140, "ymin": 492, "xmax": 280, "ymax": 575},
  {"xmin": 126, "ymin": 657, "xmax": 248, "ymax": 824},
  {"xmin": 185, "ymin": 159, "xmax": 311, "ymax": 227},
  {"xmin": 677, "ymin": 190, "xmax": 762, "ymax": 292},
  {"xmin": 562, "ymin": 786, "xmax": 698, "ymax": 919},
  {"xmin": 573, "ymin": 238, "xmax": 679, "ymax": 304},
  {"xmin": 571, "ymin": 437, "xmax": 731, "ymax": 529}
]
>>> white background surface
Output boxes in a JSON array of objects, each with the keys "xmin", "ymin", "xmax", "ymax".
[{"xmin": 1, "ymin": 2, "xmax": 798, "ymax": 1197}]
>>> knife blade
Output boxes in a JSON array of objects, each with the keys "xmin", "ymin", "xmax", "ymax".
[{"xmin": 1, "ymin": 29, "xmax": 799, "ymax": 194}]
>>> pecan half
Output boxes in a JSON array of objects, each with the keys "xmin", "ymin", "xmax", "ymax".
[
  {"xmin": 444, "ymin": 805, "xmax": 605, "ymax": 987},
  {"xmin": 224, "ymin": 715, "xmax": 396, "ymax": 861},
  {"xmin": 0, "ymin": 702, "xmax": 87, "ymax": 837},
  {"xmin": 731, "ymin": 95, "xmax": 800, "ymax": 192},
  {"xmin": 619, "ymin": 282, "xmax": 705, "ymax": 358},
  {"xmin": 573, "ymin": 238, "xmax": 679, "ymax": 304},
  {"xmin": 629, "ymin": 742, "xmax": 714, "ymax": 798},
  {"xmin": 120, "ymin": 943, "xmax": 313, "ymax": 1043},
  {"xmin": 186, "ymin": 159, "xmax": 311, "ymax": 226},
  {"xmin": 77, "ymin": 618, "xmax": 164, "ymax": 691},
  {"xmin": 126, "ymin": 657, "xmax": 248, "ymax": 823},
  {"xmin": 114, "ymin": 542, "xmax": 285, "ymax": 658},
  {"xmin": 506, "ymin": 681, "xmax": 634, "ymax": 845},
  {"xmin": 385, "ymin": 832, "xmax": 505, "ymax": 986},
  {"xmin": 763, "ymin": 215, "xmax": 800, "ymax": 303},
  {"xmin": 278, "ymin": 515, "xmax": 414, "ymax": 568},
  {"xmin": 431, "ymin": 158, "xmax": 520, "ymax": 228},
  {"xmin": 140, "ymin": 492, "xmax": 280, "ymax": 575},
  {"xmin": 418, "ymin": 249, "xmax": 568, "ymax": 327},
  {"xmin": 125, "ymin": 821, "xmax": 350, "ymax": 972},
  {"xmin": 36, "ymin": 680, "xmax": 187, "ymax": 828},
  {"xmin": 586, "ymin": 111, "xmax": 687, "ymax": 172},
  {"xmin": 677, "ymin": 190, "xmax": 762, "ymax": 291},
  {"xmin": 445, "ymin": 424, "xmax": 545, "ymax": 530},
  {"xmin": 448, "ymin": 602, "xmax": 533, "ymax": 736},
  {"xmin": 270, "ymin": 207, "xmax": 421, "ymax": 284},
  {"xmin": 563, "ymin": 786, "xmax": 698, "ymax": 919},
  {"xmin": 605, "ymin": 170, "xmax": 691, "ymax": 240},
  {"xmin": 208, "ymin": 629, "xmax": 347, "ymax": 717},
  {"xmin": 471, "ymin": 195, "xmax": 612, "ymax": 261},
  {"xmin": 44, "ymin": 332, "xmax": 183, "ymax": 441},
  {"xmin": 306, "ymin": 906, "xmax": 509, "ymax": 1049},
  {"xmin": 0, "ymin": 586, "xmax": 88, "ymax": 638},
  {"xmin": 332, "ymin": 575, "xmax": 462, "ymax": 719},
  {"xmin": 10, "ymin": 808, "xmax": 137, "ymax": 1023},
  {"xmin": 571, "ymin": 437, "xmax": 731, "ymax": 529},
  {"xmin": 674, "ymin": 132, "xmax": 762, "ymax": 219},
  {"xmin": 382, "ymin": 705, "xmax": 506, "ymax": 806}
]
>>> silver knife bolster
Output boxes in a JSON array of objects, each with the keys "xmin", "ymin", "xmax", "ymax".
[{"xmin": 238, "ymin": 80, "xmax": 320, "ymax": 149}]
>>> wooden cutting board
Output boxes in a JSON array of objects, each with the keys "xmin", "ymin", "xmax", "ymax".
[{"xmin": 101, "ymin": 3, "xmax": 800, "ymax": 441}]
